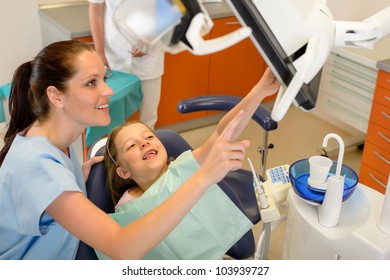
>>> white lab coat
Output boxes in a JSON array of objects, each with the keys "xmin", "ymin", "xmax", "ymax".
[{"xmin": 88, "ymin": 0, "xmax": 164, "ymax": 80}]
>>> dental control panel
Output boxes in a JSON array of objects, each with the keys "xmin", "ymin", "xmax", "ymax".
[
  {"xmin": 267, "ymin": 165, "xmax": 291, "ymax": 186},
  {"xmin": 257, "ymin": 165, "xmax": 291, "ymax": 223},
  {"xmin": 264, "ymin": 165, "xmax": 291, "ymax": 203}
]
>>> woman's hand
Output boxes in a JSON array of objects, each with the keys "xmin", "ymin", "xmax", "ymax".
[
  {"xmin": 198, "ymin": 110, "xmax": 250, "ymax": 186},
  {"xmin": 82, "ymin": 156, "xmax": 104, "ymax": 182},
  {"xmin": 131, "ymin": 48, "xmax": 145, "ymax": 57}
]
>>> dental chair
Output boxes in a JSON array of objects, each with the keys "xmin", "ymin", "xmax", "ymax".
[{"xmin": 75, "ymin": 95, "xmax": 277, "ymax": 260}]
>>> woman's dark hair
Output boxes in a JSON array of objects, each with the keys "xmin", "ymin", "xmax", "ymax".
[{"xmin": 0, "ymin": 40, "xmax": 94, "ymax": 166}]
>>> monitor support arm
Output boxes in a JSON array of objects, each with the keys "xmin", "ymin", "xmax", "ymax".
[
  {"xmin": 334, "ymin": 6, "xmax": 390, "ymax": 49},
  {"xmin": 271, "ymin": 37, "xmax": 320, "ymax": 121},
  {"xmin": 165, "ymin": 1, "xmax": 252, "ymax": 55},
  {"xmin": 169, "ymin": 12, "xmax": 252, "ymax": 55}
]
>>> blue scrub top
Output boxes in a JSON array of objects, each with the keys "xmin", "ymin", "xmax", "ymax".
[{"xmin": 0, "ymin": 135, "xmax": 86, "ymax": 259}]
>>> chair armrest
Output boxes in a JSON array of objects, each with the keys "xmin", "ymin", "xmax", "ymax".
[{"xmin": 177, "ymin": 95, "xmax": 277, "ymax": 131}]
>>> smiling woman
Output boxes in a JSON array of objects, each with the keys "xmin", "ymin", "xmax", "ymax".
[
  {"xmin": 0, "ymin": 40, "xmax": 112, "ymax": 164},
  {"xmin": 0, "ymin": 40, "xmax": 114, "ymax": 259}
]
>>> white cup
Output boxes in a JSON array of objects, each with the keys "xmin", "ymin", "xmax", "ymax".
[{"xmin": 308, "ymin": 155, "xmax": 333, "ymax": 183}]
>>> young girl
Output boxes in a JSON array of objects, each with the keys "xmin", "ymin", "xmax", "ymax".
[
  {"xmin": 0, "ymin": 40, "xmax": 253, "ymax": 260},
  {"xmin": 103, "ymin": 68, "xmax": 280, "ymax": 259}
]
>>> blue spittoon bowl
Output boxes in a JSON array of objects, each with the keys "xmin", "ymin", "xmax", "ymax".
[{"xmin": 289, "ymin": 158, "xmax": 359, "ymax": 204}]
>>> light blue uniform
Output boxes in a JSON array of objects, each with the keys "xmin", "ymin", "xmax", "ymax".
[{"xmin": 0, "ymin": 135, "xmax": 86, "ymax": 259}]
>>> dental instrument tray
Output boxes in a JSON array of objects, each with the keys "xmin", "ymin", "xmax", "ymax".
[{"xmin": 289, "ymin": 158, "xmax": 358, "ymax": 205}]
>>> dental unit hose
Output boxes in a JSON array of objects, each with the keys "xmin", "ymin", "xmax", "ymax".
[{"xmin": 248, "ymin": 158, "xmax": 269, "ymax": 209}]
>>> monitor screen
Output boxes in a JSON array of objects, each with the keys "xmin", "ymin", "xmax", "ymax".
[{"xmin": 227, "ymin": 0, "xmax": 321, "ymax": 111}]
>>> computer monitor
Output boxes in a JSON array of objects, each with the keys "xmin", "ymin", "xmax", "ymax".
[{"xmin": 227, "ymin": 0, "xmax": 322, "ymax": 112}]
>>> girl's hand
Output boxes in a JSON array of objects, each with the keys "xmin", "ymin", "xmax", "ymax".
[
  {"xmin": 254, "ymin": 67, "xmax": 281, "ymax": 98},
  {"xmin": 82, "ymin": 156, "xmax": 104, "ymax": 182},
  {"xmin": 198, "ymin": 110, "xmax": 250, "ymax": 186}
]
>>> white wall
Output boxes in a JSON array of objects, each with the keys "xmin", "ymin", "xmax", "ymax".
[
  {"xmin": 327, "ymin": 0, "xmax": 389, "ymax": 20},
  {"xmin": 0, "ymin": 0, "xmax": 86, "ymax": 83},
  {"xmin": 0, "ymin": 0, "xmax": 42, "ymax": 85},
  {"xmin": 37, "ymin": 0, "xmax": 84, "ymax": 6}
]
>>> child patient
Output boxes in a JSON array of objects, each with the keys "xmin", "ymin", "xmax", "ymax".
[{"xmin": 101, "ymin": 68, "xmax": 280, "ymax": 260}]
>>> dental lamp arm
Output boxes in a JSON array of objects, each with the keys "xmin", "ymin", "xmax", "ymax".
[
  {"xmin": 178, "ymin": 13, "xmax": 252, "ymax": 55},
  {"xmin": 334, "ymin": 6, "xmax": 390, "ymax": 49},
  {"xmin": 166, "ymin": 2, "xmax": 252, "ymax": 55}
]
